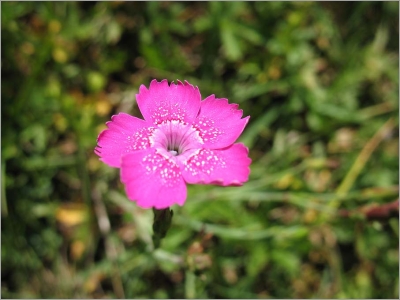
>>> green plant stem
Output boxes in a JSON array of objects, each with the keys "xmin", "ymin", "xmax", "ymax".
[
  {"xmin": 185, "ymin": 269, "xmax": 196, "ymax": 299},
  {"xmin": 1, "ymin": 161, "xmax": 8, "ymax": 216},
  {"xmin": 152, "ymin": 208, "xmax": 174, "ymax": 249}
]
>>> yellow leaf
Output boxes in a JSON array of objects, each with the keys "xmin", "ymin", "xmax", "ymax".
[
  {"xmin": 56, "ymin": 203, "xmax": 87, "ymax": 227},
  {"xmin": 70, "ymin": 240, "xmax": 86, "ymax": 261}
]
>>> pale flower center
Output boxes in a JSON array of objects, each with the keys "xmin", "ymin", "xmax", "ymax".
[{"xmin": 149, "ymin": 120, "xmax": 203, "ymax": 157}]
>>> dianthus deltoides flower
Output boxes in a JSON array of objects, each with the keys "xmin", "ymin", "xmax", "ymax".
[{"xmin": 95, "ymin": 79, "xmax": 251, "ymax": 209}]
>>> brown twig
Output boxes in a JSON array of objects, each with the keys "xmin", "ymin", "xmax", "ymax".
[{"xmin": 339, "ymin": 199, "xmax": 399, "ymax": 220}]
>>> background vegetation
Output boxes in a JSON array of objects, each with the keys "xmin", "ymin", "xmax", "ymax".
[{"xmin": 1, "ymin": 1, "xmax": 399, "ymax": 298}]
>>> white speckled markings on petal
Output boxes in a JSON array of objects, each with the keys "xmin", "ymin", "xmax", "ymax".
[
  {"xmin": 95, "ymin": 113, "xmax": 155, "ymax": 167},
  {"xmin": 136, "ymin": 79, "xmax": 202, "ymax": 125},
  {"xmin": 180, "ymin": 143, "xmax": 251, "ymax": 186},
  {"xmin": 127, "ymin": 127, "xmax": 156, "ymax": 151},
  {"xmin": 142, "ymin": 152, "xmax": 181, "ymax": 187},
  {"xmin": 121, "ymin": 148, "xmax": 187, "ymax": 209},
  {"xmin": 194, "ymin": 114, "xmax": 223, "ymax": 144},
  {"xmin": 193, "ymin": 95, "xmax": 250, "ymax": 149}
]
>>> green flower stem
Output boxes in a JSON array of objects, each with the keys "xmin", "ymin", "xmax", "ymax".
[
  {"xmin": 152, "ymin": 207, "xmax": 174, "ymax": 249},
  {"xmin": 185, "ymin": 269, "xmax": 196, "ymax": 299}
]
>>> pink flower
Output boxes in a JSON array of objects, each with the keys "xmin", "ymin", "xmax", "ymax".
[{"xmin": 95, "ymin": 79, "xmax": 251, "ymax": 209}]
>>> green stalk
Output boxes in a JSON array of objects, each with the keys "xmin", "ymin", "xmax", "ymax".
[
  {"xmin": 152, "ymin": 208, "xmax": 174, "ymax": 249},
  {"xmin": 185, "ymin": 269, "xmax": 196, "ymax": 299}
]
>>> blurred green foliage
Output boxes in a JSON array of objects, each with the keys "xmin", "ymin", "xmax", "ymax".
[{"xmin": 1, "ymin": 1, "xmax": 399, "ymax": 298}]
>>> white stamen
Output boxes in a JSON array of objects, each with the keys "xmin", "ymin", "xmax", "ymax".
[{"xmin": 169, "ymin": 150, "xmax": 178, "ymax": 156}]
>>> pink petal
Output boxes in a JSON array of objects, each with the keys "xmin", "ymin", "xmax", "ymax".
[
  {"xmin": 120, "ymin": 149, "xmax": 187, "ymax": 209},
  {"xmin": 193, "ymin": 95, "xmax": 250, "ymax": 149},
  {"xmin": 180, "ymin": 143, "xmax": 251, "ymax": 186},
  {"xmin": 136, "ymin": 79, "xmax": 201, "ymax": 125},
  {"xmin": 95, "ymin": 113, "xmax": 155, "ymax": 167}
]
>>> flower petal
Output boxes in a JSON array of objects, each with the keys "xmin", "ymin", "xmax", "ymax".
[
  {"xmin": 95, "ymin": 113, "xmax": 155, "ymax": 167},
  {"xmin": 136, "ymin": 79, "xmax": 201, "ymax": 125},
  {"xmin": 121, "ymin": 149, "xmax": 187, "ymax": 209},
  {"xmin": 193, "ymin": 95, "xmax": 250, "ymax": 149},
  {"xmin": 180, "ymin": 143, "xmax": 251, "ymax": 186}
]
